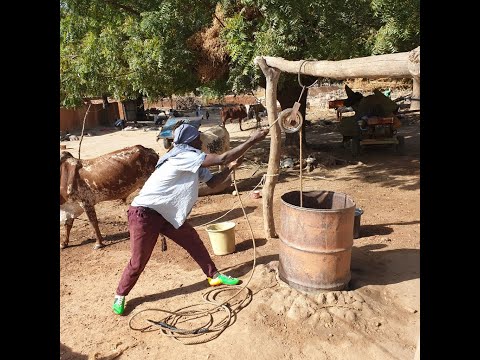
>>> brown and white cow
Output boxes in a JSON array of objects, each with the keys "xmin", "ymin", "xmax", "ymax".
[
  {"xmin": 60, "ymin": 145, "xmax": 159, "ymax": 249},
  {"xmin": 220, "ymin": 105, "xmax": 248, "ymax": 131}
]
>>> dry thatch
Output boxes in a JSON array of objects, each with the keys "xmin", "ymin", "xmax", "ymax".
[
  {"xmin": 345, "ymin": 78, "xmax": 412, "ymax": 92},
  {"xmin": 186, "ymin": 6, "xmax": 229, "ymax": 83}
]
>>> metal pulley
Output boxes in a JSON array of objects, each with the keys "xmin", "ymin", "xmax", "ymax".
[{"xmin": 277, "ymin": 107, "xmax": 304, "ymax": 133}]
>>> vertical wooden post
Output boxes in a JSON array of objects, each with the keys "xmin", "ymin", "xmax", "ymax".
[
  {"xmin": 408, "ymin": 47, "xmax": 420, "ymax": 111},
  {"xmin": 411, "ymin": 77, "xmax": 420, "ymax": 111},
  {"xmin": 117, "ymin": 102, "xmax": 126, "ymax": 120},
  {"xmin": 255, "ymin": 57, "xmax": 281, "ymax": 238}
]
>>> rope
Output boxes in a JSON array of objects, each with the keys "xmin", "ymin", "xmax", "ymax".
[
  {"xmin": 299, "ymin": 130, "xmax": 303, "ymax": 208},
  {"xmin": 295, "ymin": 60, "xmax": 319, "ymax": 108},
  {"xmin": 297, "ymin": 60, "xmax": 319, "ymax": 89},
  {"xmin": 295, "ymin": 60, "xmax": 316, "ymax": 208}
]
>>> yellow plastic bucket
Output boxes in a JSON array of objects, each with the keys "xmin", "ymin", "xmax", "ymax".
[{"xmin": 205, "ymin": 222, "xmax": 236, "ymax": 255}]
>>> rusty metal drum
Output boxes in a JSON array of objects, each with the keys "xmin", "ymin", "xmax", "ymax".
[{"xmin": 278, "ymin": 190, "xmax": 355, "ymax": 292}]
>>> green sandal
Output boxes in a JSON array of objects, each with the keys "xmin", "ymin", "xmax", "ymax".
[
  {"xmin": 208, "ymin": 273, "xmax": 239, "ymax": 286},
  {"xmin": 112, "ymin": 295, "xmax": 125, "ymax": 315}
]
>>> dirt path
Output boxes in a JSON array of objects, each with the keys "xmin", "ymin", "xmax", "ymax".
[{"xmin": 60, "ymin": 106, "xmax": 420, "ymax": 359}]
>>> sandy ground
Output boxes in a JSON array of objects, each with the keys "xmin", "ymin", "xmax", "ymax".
[{"xmin": 60, "ymin": 104, "xmax": 420, "ymax": 359}]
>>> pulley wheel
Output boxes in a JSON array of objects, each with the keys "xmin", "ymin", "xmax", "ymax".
[{"xmin": 277, "ymin": 108, "xmax": 303, "ymax": 133}]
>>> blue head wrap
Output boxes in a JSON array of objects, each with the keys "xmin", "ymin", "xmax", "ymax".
[
  {"xmin": 173, "ymin": 124, "xmax": 200, "ymax": 144},
  {"xmin": 155, "ymin": 124, "xmax": 201, "ymax": 169}
]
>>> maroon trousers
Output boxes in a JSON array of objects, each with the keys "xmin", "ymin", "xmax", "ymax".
[{"xmin": 116, "ymin": 206, "xmax": 217, "ymax": 296}]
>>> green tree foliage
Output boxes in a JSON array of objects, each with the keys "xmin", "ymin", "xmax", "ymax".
[
  {"xmin": 60, "ymin": 0, "xmax": 419, "ymax": 108},
  {"xmin": 60, "ymin": 0, "xmax": 216, "ymax": 107},
  {"xmin": 220, "ymin": 0, "xmax": 380, "ymax": 94},
  {"xmin": 370, "ymin": 0, "xmax": 420, "ymax": 54}
]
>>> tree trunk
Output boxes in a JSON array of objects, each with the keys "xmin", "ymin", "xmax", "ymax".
[
  {"xmin": 255, "ymin": 57, "xmax": 281, "ymax": 239},
  {"xmin": 411, "ymin": 77, "xmax": 420, "ymax": 111}
]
